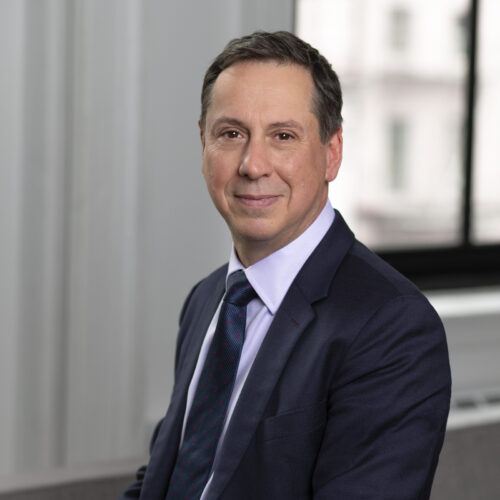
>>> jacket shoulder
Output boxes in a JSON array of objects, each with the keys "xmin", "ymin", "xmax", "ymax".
[
  {"xmin": 342, "ymin": 239, "xmax": 424, "ymax": 302},
  {"xmin": 179, "ymin": 263, "xmax": 227, "ymax": 323}
]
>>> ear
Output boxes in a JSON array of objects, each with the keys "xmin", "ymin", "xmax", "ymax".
[
  {"xmin": 199, "ymin": 120, "xmax": 206, "ymax": 151},
  {"xmin": 325, "ymin": 127, "xmax": 343, "ymax": 182}
]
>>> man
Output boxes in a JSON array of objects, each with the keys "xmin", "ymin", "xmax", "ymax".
[{"xmin": 121, "ymin": 31, "xmax": 451, "ymax": 499}]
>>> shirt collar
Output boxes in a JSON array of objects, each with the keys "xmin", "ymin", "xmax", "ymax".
[{"xmin": 227, "ymin": 201, "xmax": 335, "ymax": 315}]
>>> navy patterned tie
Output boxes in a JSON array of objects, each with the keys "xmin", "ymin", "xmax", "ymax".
[{"xmin": 166, "ymin": 270, "xmax": 257, "ymax": 499}]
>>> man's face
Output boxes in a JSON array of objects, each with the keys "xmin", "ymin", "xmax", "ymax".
[{"xmin": 201, "ymin": 61, "xmax": 342, "ymax": 266}]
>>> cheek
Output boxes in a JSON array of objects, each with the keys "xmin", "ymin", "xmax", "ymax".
[
  {"xmin": 202, "ymin": 156, "xmax": 232, "ymax": 202},
  {"xmin": 203, "ymin": 153, "xmax": 221, "ymax": 183},
  {"xmin": 286, "ymin": 161, "xmax": 326, "ymax": 200},
  {"xmin": 282, "ymin": 161, "xmax": 313, "ymax": 192}
]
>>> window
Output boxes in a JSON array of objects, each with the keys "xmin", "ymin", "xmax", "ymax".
[
  {"xmin": 389, "ymin": 118, "xmax": 407, "ymax": 190},
  {"xmin": 473, "ymin": 0, "xmax": 500, "ymax": 244},
  {"xmin": 296, "ymin": 0, "xmax": 500, "ymax": 288},
  {"xmin": 390, "ymin": 8, "xmax": 410, "ymax": 50},
  {"xmin": 457, "ymin": 12, "xmax": 470, "ymax": 54}
]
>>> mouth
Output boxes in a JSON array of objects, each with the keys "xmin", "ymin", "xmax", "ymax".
[{"xmin": 234, "ymin": 194, "xmax": 280, "ymax": 208}]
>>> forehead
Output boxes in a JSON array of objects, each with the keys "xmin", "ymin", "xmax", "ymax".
[{"xmin": 207, "ymin": 61, "xmax": 316, "ymax": 123}]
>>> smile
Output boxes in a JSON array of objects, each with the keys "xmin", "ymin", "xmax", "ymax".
[{"xmin": 234, "ymin": 194, "xmax": 280, "ymax": 208}]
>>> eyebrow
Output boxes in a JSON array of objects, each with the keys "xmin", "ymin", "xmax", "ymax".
[
  {"xmin": 210, "ymin": 117, "xmax": 247, "ymax": 132},
  {"xmin": 268, "ymin": 120, "xmax": 304, "ymax": 133},
  {"xmin": 210, "ymin": 117, "xmax": 305, "ymax": 134}
]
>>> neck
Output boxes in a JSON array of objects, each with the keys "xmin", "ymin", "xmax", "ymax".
[
  {"xmin": 233, "ymin": 243, "xmax": 274, "ymax": 268},
  {"xmin": 232, "ymin": 202, "xmax": 330, "ymax": 267}
]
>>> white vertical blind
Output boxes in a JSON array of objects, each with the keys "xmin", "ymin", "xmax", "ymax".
[
  {"xmin": 0, "ymin": 0, "xmax": 25, "ymax": 475},
  {"xmin": 0, "ymin": 0, "xmax": 294, "ymax": 476}
]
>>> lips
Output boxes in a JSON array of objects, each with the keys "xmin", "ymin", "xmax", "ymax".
[{"xmin": 234, "ymin": 194, "xmax": 280, "ymax": 208}]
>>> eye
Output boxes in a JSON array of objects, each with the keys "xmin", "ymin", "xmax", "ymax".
[
  {"xmin": 276, "ymin": 132, "xmax": 293, "ymax": 141},
  {"xmin": 222, "ymin": 130, "xmax": 241, "ymax": 139}
]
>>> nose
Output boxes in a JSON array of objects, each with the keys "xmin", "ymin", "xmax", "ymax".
[{"xmin": 239, "ymin": 137, "xmax": 273, "ymax": 179}]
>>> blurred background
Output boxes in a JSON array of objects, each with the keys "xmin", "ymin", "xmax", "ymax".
[{"xmin": 1, "ymin": 0, "xmax": 499, "ymax": 498}]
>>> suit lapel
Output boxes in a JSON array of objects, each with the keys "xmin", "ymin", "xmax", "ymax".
[
  {"xmin": 207, "ymin": 211, "xmax": 355, "ymax": 499},
  {"xmin": 140, "ymin": 273, "xmax": 226, "ymax": 500}
]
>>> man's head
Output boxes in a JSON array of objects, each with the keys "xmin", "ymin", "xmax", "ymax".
[
  {"xmin": 200, "ymin": 31, "xmax": 343, "ymax": 144},
  {"xmin": 200, "ymin": 32, "xmax": 343, "ymax": 266}
]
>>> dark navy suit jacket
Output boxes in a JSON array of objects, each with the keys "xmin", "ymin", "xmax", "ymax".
[{"xmin": 120, "ymin": 211, "xmax": 451, "ymax": 499}]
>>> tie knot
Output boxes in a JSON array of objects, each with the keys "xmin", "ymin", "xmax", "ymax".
[{"xmin": 224, "ymin": 270, "xmax": 257, "ymax": 306}]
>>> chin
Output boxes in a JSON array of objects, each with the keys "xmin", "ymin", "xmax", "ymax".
[
  {"xmin": 231, "ymin": 228, "xmax": 280, "ymax": 247},
  {"xmin": 237, "ymin": 231, "xmax": 277, "ymax": 244}
]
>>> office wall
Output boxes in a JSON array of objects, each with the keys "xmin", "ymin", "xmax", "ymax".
[{"xmin": 0, "ymin": 0, "xmax": 293, "ymax": 474}]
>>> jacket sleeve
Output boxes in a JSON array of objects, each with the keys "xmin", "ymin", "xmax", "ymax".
[
  {"xmin": 118, "ymin": 419, "xmax": 163, "ymax": 499},
  {"xmin": 312, "ymin": 295, "xmax": 451, "ymax": 500}
]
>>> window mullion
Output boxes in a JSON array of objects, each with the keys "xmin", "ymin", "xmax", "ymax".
[{"xmin": 463, "ymin": 0, "xmax": 479, "ymax": 245}]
